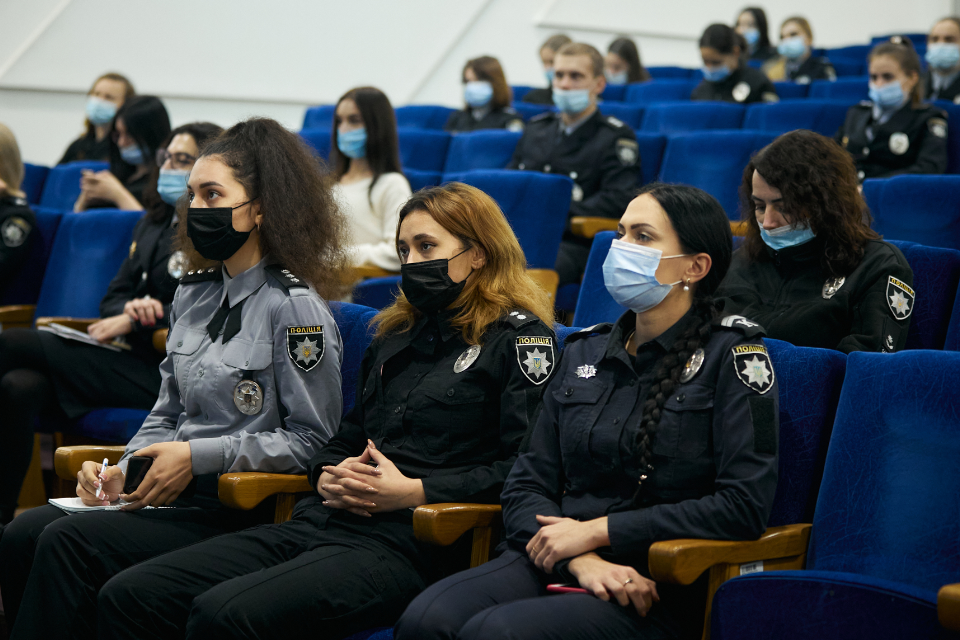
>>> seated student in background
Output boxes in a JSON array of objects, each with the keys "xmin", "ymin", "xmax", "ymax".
[
  {"xmin": 523, "ymin": 33, "xmax": 573, "ymax": 105},
  {"xmin": 397, "ymin": 183, "xmax": 779, "ymax": 640},
  {"xmin": 925, "ymin": 16, "xmax": 960, "ymax": 103},
  {"xmin": 604, "ymin": 37, "xmax": 651, "ymax": 86},
  {"xmin": 74, "ymin": 95, "xmax": 171, "ymax": 212},
  {"xmin": 836, "ymin": 36, "xmax": 948, "ymax": 182},
  {"xmin": 59, "ymin": 73, "xmax": 135, "ymax": 165},
  {"xmin": 0, "ymin": 121, "xmax": 221, "ymax": 526},
  {"xmin": 509, "ymin": 42, "xmax": 641, "ymax": 288},
  {"xmin": 762, "ymin": 16, "xmax": 836, "ymax": 83},
  {"xmin": 736, "ymin": 7, "xmax": 778, "ymax": 62},
  {"xmin": 445, "ymin": 56, "xmax": 525, "ymax": 133},
  {"xmin": 0, "ymin": 118, "xmax": 348, "ymax": 638},
  {"xmin": 332, "ymin": 86, "xmax": 412, "ymax": 272},
  {"xmin": 0, "ymin": 123, "xmax": 37, "ymax": 296},
  {"xmin": 95, "ymin": 183, "xmax": 558, "ymax": 640},
  {"xmin": 717, "ymin": 130, "xmax": 914, "ymax": 353},
  {"xmin": 692, "ymin": 24, "xmax": 779, "ymax": 104}
]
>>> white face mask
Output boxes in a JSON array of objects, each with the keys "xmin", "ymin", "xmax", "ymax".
[{"xmin": 602, "ymin": 239, "xmax": 689, "ymax": 313}]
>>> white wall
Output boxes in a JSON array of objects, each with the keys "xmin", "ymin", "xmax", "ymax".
[{"xmin": 1, "ymin": 0, "xmax": 956, "ymax": 165}]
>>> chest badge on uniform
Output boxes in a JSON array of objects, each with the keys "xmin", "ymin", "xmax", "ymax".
[
  {"xmin": 234, "ymin": 379, "xmax": 263, "ymax": 415},
  {"xmin": 576, "ymin": 364, "xmax": 597, "ymax": 379},
  {"xmin": 679, "ymin": 348, "xmax": 705, "ymax": 384},
  {"xmin": 889, "ymin": 132, "xmax": 910, "ymax": 155},
  {"xmin": 615, "ymin": 138, "xmax": 639, "ymax": 166},
  {"xmin": 822, "ymin": 276, "xmax": 846, "ymax": 299},
  {"xmin": 1, "ymin": 216, "xmax": 31, "ymax": 248},
  {"xmin": 884, "ymin": 335, "xmax": 895, "ymax": 352},
  {"xmin": 886, "ymin": 275, "xmax": 915, "ymax": 319},
  {"xmin": 167, "ymin": 250, "xmax": 187, "ymax": 279},
  {"xmin": 287, "ymin": 325, "xmax": 324, "ymax": 371},
  {"xmin": 454, "ymin": 345, "xmax": 481, "ymax": 373},
  {"xmin": 516, "ymin": 336, "xmax": 555, "ymax": 385},
  {"xmin": 732, "ymin": 344, "xmax": 775, "ymax": 395},
  {"xmin": 571, "ymin": 183, "xmax": 584, "ymax": 202},
  {"xmin": 732, "ymin": 81, "xmax": 751, "ymax": 103}
]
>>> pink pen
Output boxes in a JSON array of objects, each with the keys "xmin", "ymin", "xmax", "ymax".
[{"xmin": 96, "ymin": 458, "xmax": 109, "ymax": 500}]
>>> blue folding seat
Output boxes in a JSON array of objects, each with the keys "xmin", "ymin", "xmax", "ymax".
[
  {"xmin": 863, "ymin": 174, "xmax": 960, "ymax": 250},
  {"xmin": 825, "ymin": 44, "xmax": 872, "ymax": 61},
  {"xmin": 742, "ymin": 100, "xmax": 853, "ymax": 137},
  {"xmin": 22, "ymin": 163, "xmax": 49, "ymax": 205},
  {"xmin": 441, "ymin": 130, "xmax": 519, "ymax": 173},
  {"xmin": 831, "ymin": 59, "xmax": 864, "ymax": 76},
  {"xmin": 570, "ymin": 231, "xmax": 623, "ymax": 327},
  {"xmin": 39, "ymin": 160, "xmax": 109, "ymax": 210},
  {"xmin": 646, "ymin": 66, "xmax": 697, "ymax": 79},
  {"xmin": 932, "ymin": 100, "xmax": 960, "ymax": 174},
  {"xmin": 299, "ymin": 128, "xmax": 332, "ymax": 162},
  {"xmin": 624, "ymin": 80, "xmax": 699, "ymax": 103},
  {"xmin": 403, "ymin": 169, "xmax": 441, "ymax": 192},
  {"xmin": 302, "ymin": 105, "xmax": 335, "ymax": 130},
  {"xmin": 397, "ymin": 128, "xmax": 451, "ymax": 173},
  {"xmin": 0, "ymin": 207, "xmax": 63, "ymax": 306},
  {"xmin": 872, "ymin": 33, "xmax": 926, "ymax": 45},
  {"xmin": 772, "ymin": 82, "xmax": 809, "ymax": 99},
  {"xmin": 886, "ymin": 240, "xmax": 960, "ymax": 350},
  {"xmin": 352, "ymin": 276, "xmax": 401, "ymax": 311},
  {"xmin": 635, "ymin": 132, "xmax": 666, "ymax": 186},
  {"xmin": 659, "ymin": 131, "xmax": 777, "ymax": 219},
  {"xmin": 598, "ymin": 102, "xmax": 644, "ymax": 130},
  {"xmin": 600, "ymin": 84, "xmax": 626, "ymax": 102},
  {"xmin": 510, "ymin": 101, "xmax": 554, "ymax": 121},
  {"xmin": 510, "ymin": 85, "xmax": 535, "ymax": 101},
  {"xmin": 711, "ymin": 349, "xmax": 960, "ymax": 640},
  {"xmin": 394, "ymin": 105, "xmax": 458, "ymax": 130},
  {"xmin": 809, "ymin": 76, "xmax": 869, "ymax": 100},
  {"xmin": 641, "ymin": 102, "xmax": 745, "ymax": 134}
]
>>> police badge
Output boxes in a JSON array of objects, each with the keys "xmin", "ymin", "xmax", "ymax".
[
  {"xmin": 679, "ymin": 348, "xmax": 705, "ymax": 383},
  {"xmin": 454, "ymin": 345, "xmax": 481, "ymax": 373},
  {"xmin": 287, "ymin": 325, "xmax": 324, "ymax": 371},
  {"xmin": 616, "ymin": 139, "xmax": 639, "ymax": 166},
  {"xmin": 516, "ymin": 336, "xmax": 555, "ymax": 385},
  {"xmin": 1, "ymin": 216, "xmax": 31, "ymax": 248},
  {"xmin": 731, "ymin": 344, "xmax": 775, "ymax": 394},
  {"xmin": 234, "ymin": 379, "xmax": 263, "ymax": 415},
  {"xmin": 732, "ymin": 81, "xmax": 751, "ymax": 103},
  {"xmin": 167, "ymin": 250, "xmax": 187, "ymax": 279},
  {"xmin": 822, "ymin": 276, "xmax": 845, "ymax": 299},
  {"xmin": 889, "ymin": 132, "xmax": 910, "ymax": 155},
  {"xmin": 886, "ymin": 275, "xmax": 915, "ymax": 319}
]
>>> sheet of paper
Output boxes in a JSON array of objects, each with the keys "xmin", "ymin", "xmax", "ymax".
[{"xmin": 37, "ymin": 323, "xmax": 128, "ymax": 352}]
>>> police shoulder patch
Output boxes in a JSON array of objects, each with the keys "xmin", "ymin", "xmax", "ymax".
[
  {"xmin": 716, "ymin": 315, "xmax": 766, "ymax": 338},
  {"xmin": 503, "ymin": 309, "xmax": 537, "ymax": 329},
  {"xmin": 732, "ymin": 343, "xmax": 775, "ymax": 395},
  {"xmin": 265, "ymin": 264, "xmax": 309, "ymax": 290},
  {"xmin": 516, "ymin": 335, "xmax": 555, "ymax": 385},
  {"xmin": 180, "ymin": 267, "xmax": 222, "ymax": 284},
  {"xmin": 287, "ymin": 325, "xmax": 324, "ymax": 371},
  {"xmin": 1, "ymin": 216, "xmax": 32, "ymax": 248},
  {"xmin": 929, "ymin": 117, "xmax": 948, "ymax": 139},
  {"xmin": 886, "ymin": 275, "xmax": 915, "ymax": 320},
  {"xmin": 615, "ymin": 138, "xmax": 639, "ymax": 166}
]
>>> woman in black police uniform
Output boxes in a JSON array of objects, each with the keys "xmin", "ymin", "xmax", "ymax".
[
  {"xmin": 718, "ymin": 130, "xmax": 914, "ymax": 353},
  {"xmin": 763, "ymin": 16, "xmax": 836, "ymax": 84},
  {"xmin": 0, "ymin": 122, "xmax": 221, "ymax": 525},
  {"xmin": 836, "ymin": 37, "xmax": 948, "ymax": 181},
  {"xmin": 925, "ymin": 17, "xmax": 960, "ymax": 103},
  {"xmin": 445, "ymin": 56, "xmax": 524, "ymax": 133},
  {"xmin": 96, "ymin": 182, "xmax": 558, "ymax": 639},
  {"xmin": 692, "ymin": 24, "xmax": 779, "ymax": 104},
  {"xmin": 0, "ymin": 123, "xmax": 36, "ymax": 295},
  {"xmin": 398, "ymin": 183, "xmax": 779, "ymax": 640},
  {"xmin": 736, "ymin": 7, "xmax": 777, "ymax": 63}
]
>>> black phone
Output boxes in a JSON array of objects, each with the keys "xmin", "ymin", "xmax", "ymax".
[{"xmin": 122, "ymin": 456, "xmax": 153, "ymax": 495}]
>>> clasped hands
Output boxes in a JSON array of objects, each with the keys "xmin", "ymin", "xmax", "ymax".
[
  {"xmin": 87, "ymin": 296, "xmax": 165, "ymax": 343},
  {"xmin": 317, "ymin": 439, "xmax": 425, "ymax": 517}
]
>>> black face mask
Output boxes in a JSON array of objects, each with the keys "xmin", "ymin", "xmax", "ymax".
[
  {"xmin": 187, "ymin": 199, "xmax": 257, "ymax": 261},
  {"xmin": 401, "ymin": 249, "xmax": 471, "ymax": 314}
]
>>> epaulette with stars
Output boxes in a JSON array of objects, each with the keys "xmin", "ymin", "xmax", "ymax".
[
  {"xmin": 714, "ymin": 314, "xmax": 767, "ymax": 338},
  {"xmin": 264, "ymin": 264, "xmax": 309, "ymax": 290},
  {"xmin": 502, "ymin": 309, "xmax": 538, "ymax": 329},
  {"xmin": 564, "ymin": 322, "xmax": 614, "ymax": 343},
  {"xmin": 179, "ymin": 267, "xmax": 222, "ymax": 284}
]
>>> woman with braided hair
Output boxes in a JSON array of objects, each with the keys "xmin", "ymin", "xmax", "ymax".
[{"xmin": 397, "ymin": 183, "xmax": 779, "ymax": 640}]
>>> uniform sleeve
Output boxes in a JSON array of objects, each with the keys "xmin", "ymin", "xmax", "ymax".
[
  {"xmin": 351, "ymin": 174, "xmax": 409, "ymax": 272},
  {"xmin": 420, "ymin": 321, "xmax": 558, "ymax": 504},
  {"xmin": 507, "ymin": 131, "xmax": 526, "ymax": 169},
  {"xmin": 606, "ymin": 339, "xmax": 780, "ymax": 555},
  {"xmin": 837, "ymin": 250, "xmax": 914, "ymax": 353},
  {"xmin": 58, "ymin": 138, "xmax": 83, "ymax": 165},
  {"xmin": 876, "ymin": 118, "xmax": 949, "ymax": 178},
  {"xmin": 189, "ymin": 294, "xmax": 344, "ymax": 475},
  {"xmin": 714, "ymin": 256, "xmax": 769, "ymax": 322},
  {"xmin": 0, "ymin": 206, "xmax": 35, "ymax": 283},
  {"xmin": 569, "ymin": 129, "xmax": 641, "ymax": 220}
]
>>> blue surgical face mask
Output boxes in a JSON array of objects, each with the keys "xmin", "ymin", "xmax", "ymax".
[
  {"xmin": 544, "ymin": 68, "xmax": 555, "ymax": 85},
  {"xmin": 777, "ymin": 36, "xmax": 808, "ymax": 60},
  {"xmin": 759, "ymin": 221, "xmax": 816, "ymax": 250},
  {"xmin": 702, "ymin": 64, "xmax": 732, "ymax": 83},
  {"xmin": 464, "ymin": 81, "xmax": 494, "ymax": 107},
  {"xmin": 119, "ymin": 144, "xmax": 145, "ymax": 165},
  {"xmin": 926, "ymin": 43, "xmax": 960, "ymax": 70},
  {"xmin": 869, "ymin": 81, "xmax": 906, "ymax": 109},
  {"xmin": 552, "ymin": 88, "xmax": 592, "ymax": 114},
  {"xmin": 602, "ymin": 239, "xmax": 689, "ymax": 313},
  {"xmin": 742, "ymin": 28, "xmax": 760, "ymax": 48},
  {"xmin": 156, "ymin": 169, "xmax": 190, "ymax": 206},
  {"xmin": 605, "ymin": 69, "xmax": 629, "ymax": 85},
  {"xmin": 85, "ymin": 96, "xmax": 117, "ymax": 126},
  {"xmin": 337, "ymin": 127, "xmax": 367, "ymax": 159}
]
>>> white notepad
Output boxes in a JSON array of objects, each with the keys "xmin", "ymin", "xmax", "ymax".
[{"xmin": 48, "ymin": 497, "xmax": 164, "ymax": 513}]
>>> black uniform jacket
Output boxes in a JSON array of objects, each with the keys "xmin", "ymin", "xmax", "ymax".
[
  {"xmin": 523, "ymin": 87, "xmax": 554, "ymax": 105},
  {"xmin": 836, "ymin": 101, "xmax": 949, "ymax": 181},
  {"xmin": 787, "ymin": 56, "xmax": 836, "ymax": 83},
  {"xmin": 308, "ymin": 309, "xmax": 557, "ymax": 506},
  {"xmin": 717, "ymin": 237, "xmax": 914, "ymax": 353},
  {"xmin": 0, "ymin": 196, "xmax": 37, "ymax": 292},
  {"xmin": 508, "ymin": 109, "xmax": 641, "ymax": 243},
  {"xmin": 924, "ymin": 71, "xmax": 960, "ymax": 104},
  {"xmin": 59, "ymin": 131, "xmax": 111, "ymax": 165},
  {"xmin": 691, "ymin": 66, "xmax": 779, "ymax": 104},
  {"xmin": 501, "ymin": 309, "xmax": 778, "ymax": 575},
  {"xmin": 445, "ymin": 107, "xmax": 525, "ymax": 133},
  {"xmin": 750, "ymin": 45, "xmax": 779, "ymax": 63}
]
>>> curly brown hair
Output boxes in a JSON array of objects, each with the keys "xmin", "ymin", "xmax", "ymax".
[
  {"xmin": 175, "ymin": 117, "xmax": 350, "ymax": 300},
  {"xmin": 739, "ymin": 130, "xmax": 878, "ymax": 277}
]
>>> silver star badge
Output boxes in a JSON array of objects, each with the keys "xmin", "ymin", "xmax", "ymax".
[
  {"xmin": 294, "ymin": 337, "xmax": 319, "ymax": 366},
  {"xmin": 576, "ymin": 365, "xmax": 597, "ymax": 379}
]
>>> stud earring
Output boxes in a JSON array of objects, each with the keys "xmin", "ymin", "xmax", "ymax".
[{"xmin": 683, "ymin": 279, "xmax": 690, "ymax": 292}]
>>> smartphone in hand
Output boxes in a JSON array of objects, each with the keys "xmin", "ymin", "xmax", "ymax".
[{"xmin": 122, "ymin": 456, "xmax": 153, "ymax": 495}]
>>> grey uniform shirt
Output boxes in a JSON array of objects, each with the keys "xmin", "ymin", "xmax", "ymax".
[{"xmin": 119, "ymin": 258, "xmax": 343, "ymax": 476}]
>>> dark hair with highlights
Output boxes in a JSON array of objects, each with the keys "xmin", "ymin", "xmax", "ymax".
[
  {"xmin": 739, "ymin": 130, "xmax": 878, "ymax": 276},
  {"xmin": 630, "ymin": 183, "xmax": 732, "ymax": 494},
  {"xmin": 608, "ymin": 37, "xmax": 651, "ymax": 82},
  {"xmin": 175, "ymin": 117, "xmax": 350, "ymax": 300},
  {"xmin": 142, "ymin": 122, "xmax": 223, "ymax": 223},
  {"xmin": 331, "ymin": 87, "xmax": 403, "ymax": 202}
]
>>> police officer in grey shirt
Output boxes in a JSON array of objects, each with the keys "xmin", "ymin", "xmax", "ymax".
[{"xmin": 0, "ymin": 118, "xmax": 353, "ymax": 639}]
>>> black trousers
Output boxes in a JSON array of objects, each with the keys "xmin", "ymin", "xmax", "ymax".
[
  {"xmin": 395, "ymin": 549, "xmax": 682, "ymax": 640},
  {"xmin": 0, "ymin": 501, "xmax": 263, "ymax": 639}
]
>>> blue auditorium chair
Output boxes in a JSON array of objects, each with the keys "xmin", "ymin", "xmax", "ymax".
[
  {"xmin": 570, "ymin": 231, "xmax": 623, "ymax": 327},
  {"xmin": 646, "ymin": 67, "xmax": 698, "ymax": 79},
  {"xmin": 640, "ymin": 102, "xmax": 746, "ymax": 134},
  {"xmin": 0, "ymin": 207, "xmax": 63, "ymax": 306},
  {"xmin": 302, "ymin": 105, "xmax": 335, "ymax": 130},
  {"xmin": 636, "ymin": 132, "xmax": 667, "ymax": 186},
  {"xmin": 772, "ymin": 82, "xmax": 809, "ymax": 99},
  {"xmin": 710, "ymin": 349, "xmax": 960, "ymax": 640},
  {"xmin": 22, "ymin": 163, "xmax": 49, "ymax": 205},
  {"xmin": 510, "ymin": 101, "xmax": 554, "ymax": 121},
  {"xmin": 742, "ymin": 100, "xmax": 853, "ymax": 137},
  {"xmin": 831, "ymin": 59, "xmax": 864, "ymax": 77},
  {"xmin": 809, "ymin": 77, "xmax": 869, "ymax": 100},
  {"xmin": 887, "ymin": 239, "xmax": 960, "ymax": 350},
  {"xmin": 600, "ymin": 85, "xmax": 626, "ymax": 102},
  {"xmin": 352, "ymin": 276, "xmax": 401, "ymax": 311},
  {"xmin": 825, "ymin": 44, "xmax": 872, "ymax": 61},
  {"xmin": 299, "ymin": 128, "xmax": 332, "ymax": 162},
  {"xmin": 394, "ymin": 105, "xmax": 458, "ymax": 130},
  {"xmin": 863, "ymin": 174, "xmax": 960, "ymax": 250},
  {"xmin": 598, "ymin": 102, "xmax": 645, "ymax": 130},
  {"xmin": 659, "ymin": 131, "xmax": 777, "ymax": 219},
  {"xmin": 403, "ymin": 169, "xmax": 442, "ymax": 192},
  {"xmin": 397, "ymin": 128, "xmax": 451, "ymax": 172},
  {"xmin": 442, "ymin": 130, "xmax": 520, "ymax": 173},
  {"xmin": 511, "ymin": 85, "xmax": 535, "ymax": 101},
  {"xmin": 872, "ymin": 33, "xmax": 926, "ymax": 46},
  {"xmin": 39, "ymin": 160, "xmax": 109, "ymax": 210},
  {"xmin": 625, "ymin": 80, "xmax": 700, "ymax": 103},
  {"xmin": 932, "ymin": 100, "xmax": 960, "ymax": 174}
]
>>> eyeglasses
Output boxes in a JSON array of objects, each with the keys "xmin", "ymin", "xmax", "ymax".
[{"xmin": 156, "ymin": 149, "xmax": 197, "ymax": 170}]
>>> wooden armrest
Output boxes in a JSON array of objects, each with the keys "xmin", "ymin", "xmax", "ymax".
[
  {"xmin": 0, "ymin": 305, "xmax": 36, "ymax": 328},
  {"xmin": 526, "ymin": 268, "xmax": 559, "ymax": 301},
  {"xmin": 939, "ymin": 583, "xmax": 960, "ymax": 631},
  {"xmin": 649, "ymin": 523, "xmax": 812, "ymax": 585},
  {"xmin": 35, "ymin": 317, "xmax": 98, "ymax": 331},
  {"xmin": 413, "ymin": 503, "xmax": 502, "ymax": 546},
  {"xmin": 54, "ymin": 445, "xmax": 126, "ymax": 481},
  {"xmin": 569, "ymin": 217, "xmax": 618, "ymax": 238},
  {"xmin": 217, "ymin": 473, "xmax": 312, "ymax": 511},
  {"xmin": 153, "ymin": 328, "xmax": 168, "ymax": 353},
  {"xmin": 730, "ymin": 221, "xmax": 750, "ymax": 237}
]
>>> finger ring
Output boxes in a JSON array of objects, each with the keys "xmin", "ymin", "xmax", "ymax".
[{"xmin": 623, "ymin": 578, "xmax": 633, "ymax": 586}]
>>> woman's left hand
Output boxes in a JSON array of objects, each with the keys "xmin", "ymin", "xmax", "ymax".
[
  {"xmin": 120, "ymin": 441, "xmax": 194, "ymax": 509},
  {"xmin": 322, "ymin": 440, "xmax": 425, "ymax": 514},
  {"xmin": 79, "ymin": 170, "xmax": 125, "ymax": 202},
  {"xmin": 527, "ymin": 515, "xmax": 610, "ymax": 573},
  {"xmin": 87, "ymin": 314, "xmax": 133, "ymax": 343}
]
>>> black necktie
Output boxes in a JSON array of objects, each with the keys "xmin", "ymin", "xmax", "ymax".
[{"xmin": 207, "ymin": 297, "xmax": 246, "ymax": 343}]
